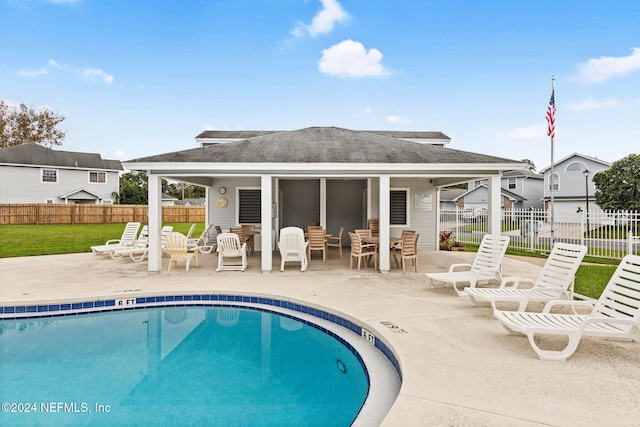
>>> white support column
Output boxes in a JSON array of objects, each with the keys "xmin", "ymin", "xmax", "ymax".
[
  {"xmin": 148, "ymin": 173, "xmax": 162, "ymax": 272},
  {"xmin": 261, "ymin": 175, "xmax": 273, "ymax": 272},
  {"xmin": 378, "ymin": 175, "xmax": 391, "ymax": 272},
  {"xmin": 320, "ymin": 178, "xmax": 327, "ymax": 228},
  {"xmin": 487, "ymin": 175, "xmax": 502, "ymax": 235}
]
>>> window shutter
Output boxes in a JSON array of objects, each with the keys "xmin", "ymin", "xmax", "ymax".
[
  {"xmin": 239, "ymin": 189, "xmax": 261, "ymax": 223},
  {"xmin": 390, "ymin": 190, "xmax": 407, "ymax": 225}
]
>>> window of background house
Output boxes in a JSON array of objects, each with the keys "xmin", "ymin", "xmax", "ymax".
[
  {"xmin": 42, "ymin": 169, "xmax": 58, "ymax": 183},
  {"xmin": 508, "ymin": 178, "xmax": 516, "ymax": 189},
  {"xmin": 89, "ymin": 171, "xmax": 106, "ymax": 183},
  {"xmin": 565, "ymin": 161, "xmax": 587, "ymax": 172},
  {"xmin": 238, "ymin": 189, "xmax": 261, "ymax": 224},
  {"xmin": 390, "ymin": 189, "xmax": 408, "ymax": 226},
  {"xmin": 548, "ymin": 173, "xmax": 559, "ymax": 191}
]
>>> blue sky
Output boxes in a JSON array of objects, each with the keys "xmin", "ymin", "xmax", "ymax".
[{"xmin": 2, "ymin": 0, "xmax": 639, "ymax": 172}]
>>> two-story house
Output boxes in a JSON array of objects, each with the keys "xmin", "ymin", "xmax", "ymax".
[
  {"xmin": 539, "ymin": 152, "xmax": 610, "ymax": 213},
  {"xmin": 0, "ymin": 143, "xmax": 123, "ymax": 204},
  {"xmin": 448, "ymin": 170, "xmax": 544, "ymax": 211}
]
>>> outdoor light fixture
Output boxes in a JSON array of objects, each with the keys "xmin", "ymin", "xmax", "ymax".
[{"xmin": 583, "ymin": 169, "xmax": 590, "ymax": 232}]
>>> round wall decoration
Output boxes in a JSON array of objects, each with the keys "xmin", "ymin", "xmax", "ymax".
[
  {"xmin": 217, "ymin": 197, "xmax": 228, "ymax": 208},
  {"xmin": 219, "ymin": 187, "xmax": 227, "ymax": 194}
]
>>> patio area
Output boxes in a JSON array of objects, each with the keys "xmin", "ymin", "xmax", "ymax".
[{"xmin": 2, "ymin": 250, "xmax": 639, "ymax": 426}]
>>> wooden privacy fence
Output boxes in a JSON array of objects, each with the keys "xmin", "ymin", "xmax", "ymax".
[{"xmin": 0, "ymin": 204, "xmax": 205, "ymax": 225}]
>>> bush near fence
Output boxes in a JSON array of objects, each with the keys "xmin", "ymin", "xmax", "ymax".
[{"xmin": 0, "ymin": 204, "xmax": 205, "ymax": 225}]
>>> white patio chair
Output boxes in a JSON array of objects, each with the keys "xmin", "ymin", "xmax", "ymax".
[
  {"xmin": 425, "ymin": 234, "xmax": 511, "ymax": 296},
  {"xmin": 278, "ymin": 226, "xmax": 308, "ymax": 272},
  {"xmin": 216, "ymin": 232, "xmax": 248, "ymax": 272},
  {"xmin": 90, "ymin": 222, "xmax": 141, "ymax": 255},
  {"xmin": 465, "ymin": 242, "xmax": 587, "ymax": 311},
  {"xmin": 188, "ymin": 223, "xmax": 216, "ymax": 254},
  {"xmin": 493, "ymin": 254, "xmax": 640, "ymax": 361},
  {"xmin": 165, "ymin": 232, "xmax": 198, "ymax": 272}
]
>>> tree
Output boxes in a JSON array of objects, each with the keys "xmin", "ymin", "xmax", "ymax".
[
  {"xmin": 0, "ymin": 101, "xmax": 66, "ymax": 148},
  {"xmin": 521, "ymin": 159, "xmax": 536, "ymax": 172},
  {"xmin": 164, "ymin": 182, "xmax": 206, "ymax": 200},
  {"xmin": 593, "ymin": 154, "xmax": 640, "ymax": 211},
  {"xmin": 118, "ymin": 172, "xmax": 148, "ymax": 205}
]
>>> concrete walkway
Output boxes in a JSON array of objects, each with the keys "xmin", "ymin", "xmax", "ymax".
[{"xmin": 1, "ymin": 251, "xmax": 638, "ymax": 426}]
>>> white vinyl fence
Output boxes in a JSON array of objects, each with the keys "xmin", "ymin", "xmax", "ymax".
[{"xmin": 440, "ymin": 208, "xmax": 640, "ymax": 259}]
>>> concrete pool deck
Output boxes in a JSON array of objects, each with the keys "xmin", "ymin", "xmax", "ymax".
[{"xmin": 1, "ymin": 250, "xmax": 639, "ymax": 426}]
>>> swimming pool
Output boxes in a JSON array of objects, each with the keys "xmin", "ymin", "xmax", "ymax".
[{"xmin": 0, "ymin": 294, "xmax": 401, "ymax": 426}]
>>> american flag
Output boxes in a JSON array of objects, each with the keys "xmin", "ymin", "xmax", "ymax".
[{"xmin": 546, "ymin": 88, "xmax": 556, "ymax": 138}]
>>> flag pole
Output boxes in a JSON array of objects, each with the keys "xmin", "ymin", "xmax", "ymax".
[{"xmin": 548, "ymin": 76, "xmax": 556, "ymax": 245}]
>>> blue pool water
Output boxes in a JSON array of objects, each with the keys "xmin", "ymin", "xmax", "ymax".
[{"xmin": 0, "ymin": 306, "xmax": 369, "ymax": 426}]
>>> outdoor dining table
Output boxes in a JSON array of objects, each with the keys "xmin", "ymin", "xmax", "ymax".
[{"xmin": 360, "ymin": 236, "xmax": 401, "ymax": 247}]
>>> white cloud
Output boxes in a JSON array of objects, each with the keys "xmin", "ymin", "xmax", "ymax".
[
  {"xmin": 386, "ymin": 114, "xmax": 412, "ymax": 124},
  {"xmin": 573, "ymin": 47, "xmax": 640, "ymax": 83},
  {"xmin": 291, "ymin": 0, "xmax": 349, "ymax": 38},
  {"xmin": 501, "ymin": 124, "xmax": 547, "ymax": 140},
  {"xmin": 114, "ymin": 149, "xmax": 126, "ymax": 160},
  {"xmin": 48, "ymin": 59, "xmax": 64, "ymax": 69},
  {"xmin": 567, "ymin": 97, "xmax": 620, "ymax": 111},
  {"xmin": 82, "ymin": 68, "xmax": 114, "ymax": 84},
  {"xmin": 318, "ymin": 39, "xmax": 391, "ymax": 78},
  {"xmin": 19, "ymin": 59, "xmax": 113, "ymax": 85},
  {"xmin": 19, "ymin": 67, "xmax": 48, "ymax": 77}
]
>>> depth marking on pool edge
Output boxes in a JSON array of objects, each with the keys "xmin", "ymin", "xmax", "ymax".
[
  {"xmin": 116, "ymin": 298, "xmax": 137, "ymax": 307},
  {"xmin": 361, "ymin": 328, "xmax": 376, "ymax": 345},
  {"xmin": 381, "ymin": 321, "xmax": 407, "ymax": 334}
]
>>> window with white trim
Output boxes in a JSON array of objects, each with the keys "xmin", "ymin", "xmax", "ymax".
[
  {"xmin": 42, "ymin": 169, "xmax": 58, "ymax": 183},
  {"xmin": 565, "ymin": 161, "xmax": 587, "ymax": 172},
  {"xmin": 238, "ymin": 188, "xmax": 261, "ymax": 224},
  {"xmin": 508, "ymin": 177, "xmax": 516, "ymax": 189},
  {"xmin": 548, "ymin": 173, "xmax": 559, "ymax": 191},
  {"xmin": 390, "ymin": 189, "xmax": 409, "ymax": 226},
  {"xmin": 89, "ymin": 171, "xmax": 106, "ymax": 183}
]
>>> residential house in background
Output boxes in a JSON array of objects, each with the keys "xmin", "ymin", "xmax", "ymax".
[
  {"xmin": 539, "ymin": 152, "xmax": 610, "ymax": 213},
  {"xmin": 0, "ymin": 143, "xmax": 123, "ymax": 204},
  {"xmin": 173, "ymin": 198, "xmax": 206, "ymax": 206},
  {"xmin": 447, "ymin": 170, "xmax": 544, "ymax": 211}
]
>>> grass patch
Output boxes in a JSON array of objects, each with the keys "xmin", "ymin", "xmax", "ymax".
[
  {"xmin": 457, "ymin": 244, "xmax": 619, "ymax": 299},
  {"xmin": 574, "ymin": 264, "xmax": 617, "ymax": 299},
  {"xmin": 0, "ymin": 223, "xmax": 204, "ymax": 258}
]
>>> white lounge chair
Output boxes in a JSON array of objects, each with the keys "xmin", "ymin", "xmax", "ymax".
[
  {"xmin": 188, "ymin": 223, "xmax": 216, "ymax": 254},
  {"xmin": 425, "ymin": 234, "xmax": 511, "ymax": 296},
  {"xmin": 278, "ymin": 226, "xmax": 308, "ymax": 272},
  {"xmin": 114, "ymin": 225, "xmax": 173, "ymax": 262},
  {"xmin": 109, "ymin": 225, "xmax": 148, "ymax": 260},
  {"xmin": 216, "ymin": 232, "xmax": 247, "ymax": 272},
  {"xmin": 165, "ymin": 232, "xmax": 198, "ymax": 272},
  {"xmin": 465, "ymin": 242, "xmax": 587, "ymax": 311},
  {"xmin": 90, "ymin": 222, "xmax": 141, "ymax": 255},
  {"xmin": 493, "ymin": 254, "xmax": 640, "ymax": 361}
]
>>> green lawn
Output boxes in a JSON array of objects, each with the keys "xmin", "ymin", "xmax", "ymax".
[{"xmin": 0, "ymin": 223, "xmax": 204, "ymax": 258}]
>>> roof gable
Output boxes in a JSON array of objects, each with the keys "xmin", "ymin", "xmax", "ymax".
[{"xmin": 539, "ymin": 152, "xmax": 610, "ymax": 173}]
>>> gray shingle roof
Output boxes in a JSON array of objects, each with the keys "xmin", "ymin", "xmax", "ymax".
[
  {"xmin": 195, "ymin": 129, "xmax": 450, "ymax": 141},
  {"xmin": 0, "ymin": 143, "xmax": 123, "ymax": 170},
  {"xmin": 131, "ymin": 127, "xmax": 516, "ymax": 164}
]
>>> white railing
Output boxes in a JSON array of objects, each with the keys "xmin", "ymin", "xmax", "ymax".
[{"xmin": 440, "ymin": 208, "xmax": 640, "ymax": 259}]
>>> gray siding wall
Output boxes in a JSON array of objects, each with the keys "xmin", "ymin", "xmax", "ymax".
[
  {"xmin": 390, "ymin": 178, "xmax": 437, "ymax": 251},
  {"xmin": 0, "ymin": 165, "xmax": 119, "ymax": 204}
]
